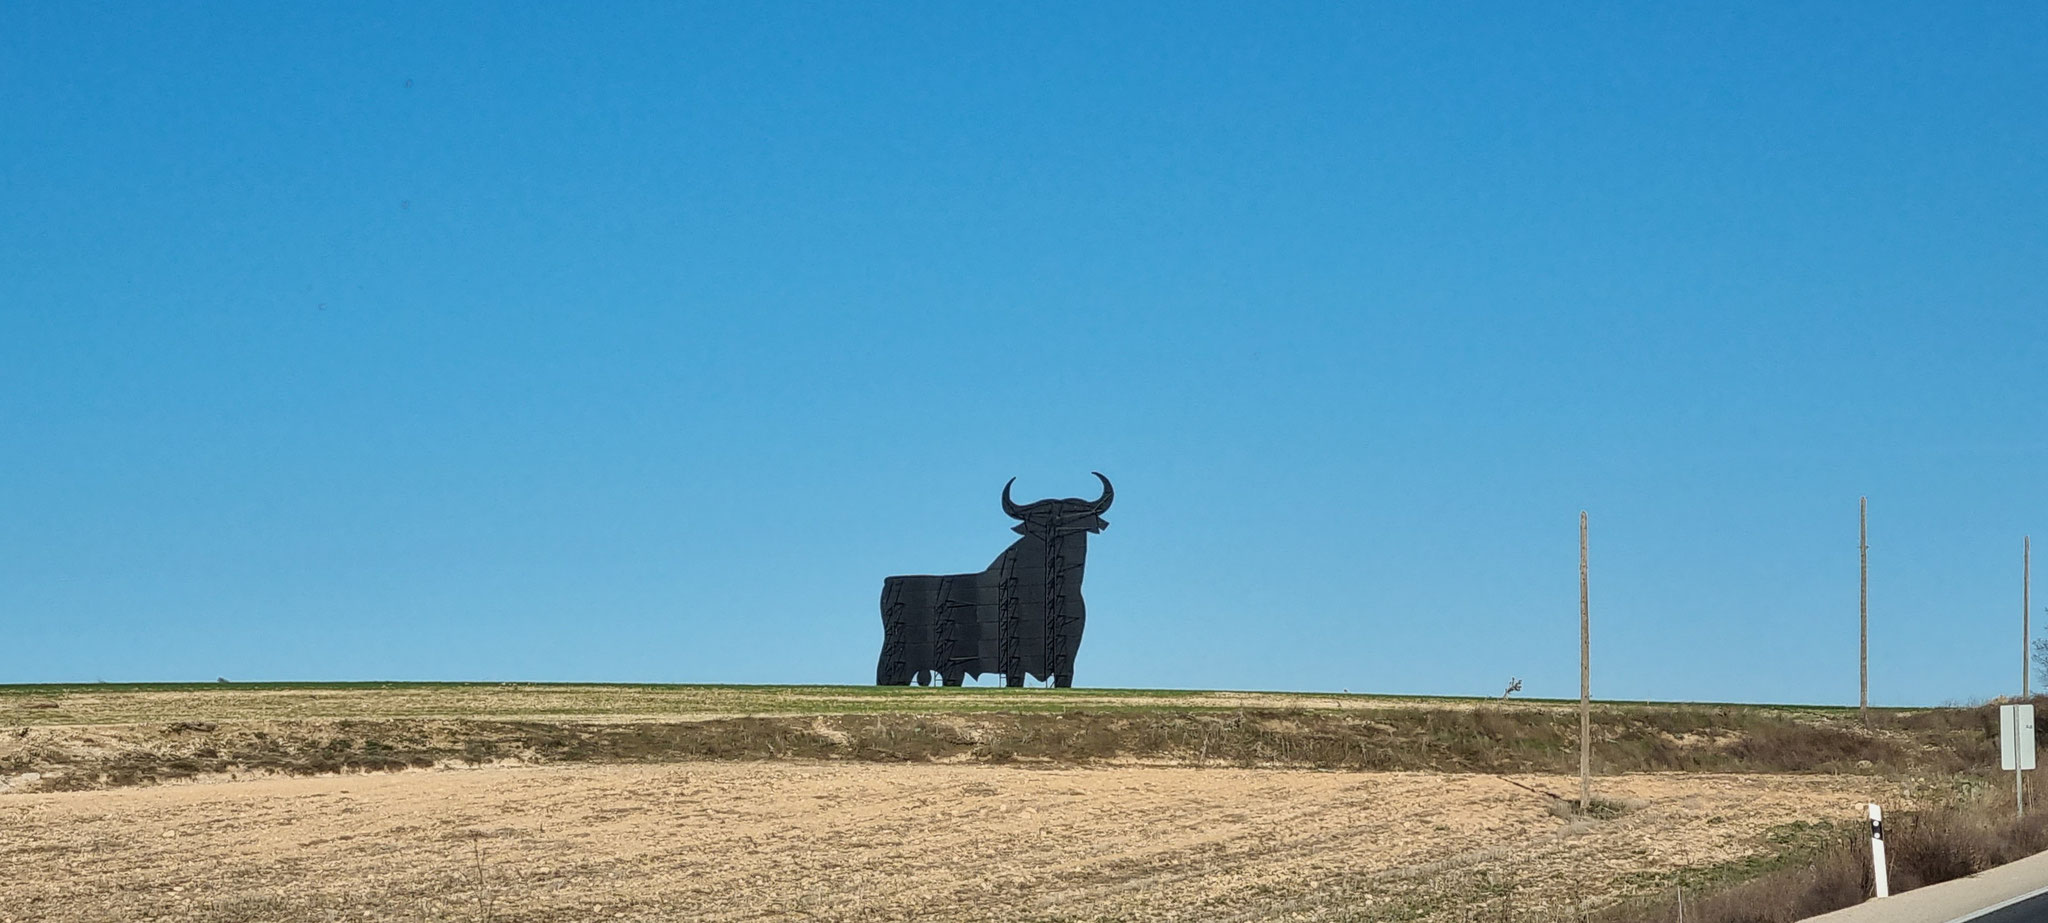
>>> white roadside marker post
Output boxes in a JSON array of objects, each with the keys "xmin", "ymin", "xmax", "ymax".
[
  {"xmin": 2001, "ymin": 702, "xmax": 2037, "ymax": 819},
  {"xmin": 1868, "ymin": 803, "xmax": 1889, "ymax": 899}
]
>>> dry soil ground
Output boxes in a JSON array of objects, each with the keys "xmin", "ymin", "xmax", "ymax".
[
  {"xmin": 2, "ymin": 685, "xmax": 1953, "ymax": 922},
  {"xmin": 1, "ymin": 762, "xmax": 1889, "ymax": 923}
]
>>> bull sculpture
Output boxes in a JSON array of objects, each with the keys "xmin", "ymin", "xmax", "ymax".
[{"xmin": 877, "ymin": 473, "xmax": 1113, "ymax": 688}]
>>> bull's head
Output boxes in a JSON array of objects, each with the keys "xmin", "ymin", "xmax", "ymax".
[{"xmin": 1001, "ymin": 472, "xmax": 1113, "ymax": 536}]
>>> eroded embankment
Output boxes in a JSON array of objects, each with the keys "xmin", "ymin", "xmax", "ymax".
[{"xmin": 0, "ymin": 703, "xmax": 2001, "ymax": 793}]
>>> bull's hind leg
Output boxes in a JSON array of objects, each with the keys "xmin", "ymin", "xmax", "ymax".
[
  {"xmin": 1005, "ymin": 673, "xmax": 1024, "ymax": 687},
  {"xmin": 882, "ymin": 576, "xmax": 944, "ymax": 687}
]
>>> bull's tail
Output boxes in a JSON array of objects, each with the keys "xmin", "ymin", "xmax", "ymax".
[{"xmin": 877, "ymin": 577, "xmax": 913, "ymax": 685}]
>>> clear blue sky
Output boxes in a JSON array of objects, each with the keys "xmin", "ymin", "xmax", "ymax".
[{"xmin": 4, "ymin": 3, "xmax": 2043, "ymax": 705}]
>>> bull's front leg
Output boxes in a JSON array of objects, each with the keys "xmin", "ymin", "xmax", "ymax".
[{"xmin": 1052, "ymin": 596, "xmax": 1084, "ymax": 688}]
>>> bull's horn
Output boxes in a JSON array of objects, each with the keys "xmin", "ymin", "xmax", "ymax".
[
  {"xmin": 1001, "ymin": 478, "xmax": 1025, "ymax": 519},
  {"xmin": 1090, "ymin": 472, "xmax": 1114, "ymax": 513}
]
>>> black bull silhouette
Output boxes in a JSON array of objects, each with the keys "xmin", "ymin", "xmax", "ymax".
[{"xmin": 877, "ymin": 474, "xmax": 1112, "ymax": 688}]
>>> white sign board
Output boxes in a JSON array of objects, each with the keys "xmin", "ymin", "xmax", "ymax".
[{"xmin": 2001, "ymin": 704, "xmax": 2036, "ymax": 771}]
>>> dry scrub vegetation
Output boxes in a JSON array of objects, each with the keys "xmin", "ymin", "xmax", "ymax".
[
  {"xmin": 1, "ymin": 684, "xmax": 2040, "ymax": 922},
  {"xmin": 1596, "ymin": 792, "xmax": 2048, "ymax": 922},
  {"xmin": 0, "ymin": 682, "xmax": 1384, "ymax": 727},
  {"xmin": 0, "ymin": 690, "xmax": 2007, "ymax": 794}
]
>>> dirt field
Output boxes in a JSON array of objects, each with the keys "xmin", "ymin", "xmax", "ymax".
[
  {"xmin": 3, "ymin": 685, "xmax": 1983, "ymax": 921},
  {"xmin": 1, "ymin": 761, "xmax": 1890, "ymax": 923}
]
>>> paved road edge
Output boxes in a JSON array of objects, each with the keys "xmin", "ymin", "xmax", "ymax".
[{"xmin": 1804, "ymin": 848, "xmax": 2048, "ymax": 923}]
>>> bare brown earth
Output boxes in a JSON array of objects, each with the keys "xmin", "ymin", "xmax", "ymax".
[
  {"xmin": 0, "ymin": 762, "xmax": 1895, "ymax": 923},
  {"xmin": 0, "ymin": 685, "xmax": 2010, "ymax": 922}
]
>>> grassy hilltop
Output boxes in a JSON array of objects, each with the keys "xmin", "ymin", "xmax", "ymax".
[{"xmin": 0, "ymin": 681, "xmax": 2010, "ymax": 793}]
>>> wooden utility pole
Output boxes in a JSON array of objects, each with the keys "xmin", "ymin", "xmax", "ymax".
[
  {"xmin": 1860, "ymin": 497, "xmax": 1869, "ymax": 724},
  {"xmin": 1580, "ymin": 510, "xmax": 1591, "ymax": 811}
]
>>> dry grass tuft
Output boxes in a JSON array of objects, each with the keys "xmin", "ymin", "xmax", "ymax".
[{"xmin": 1, "ymin": 701, "xmax": 2012, "ymax": 793}]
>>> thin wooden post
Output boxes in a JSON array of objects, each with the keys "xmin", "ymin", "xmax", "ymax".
[
  {"xmin": 1580, "ymin": 510, "xmax": 1591, "ymax": 811},
  {"xmin": 1860, "ymin": 497, "xmax": 1869, "ymax": 724}
]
